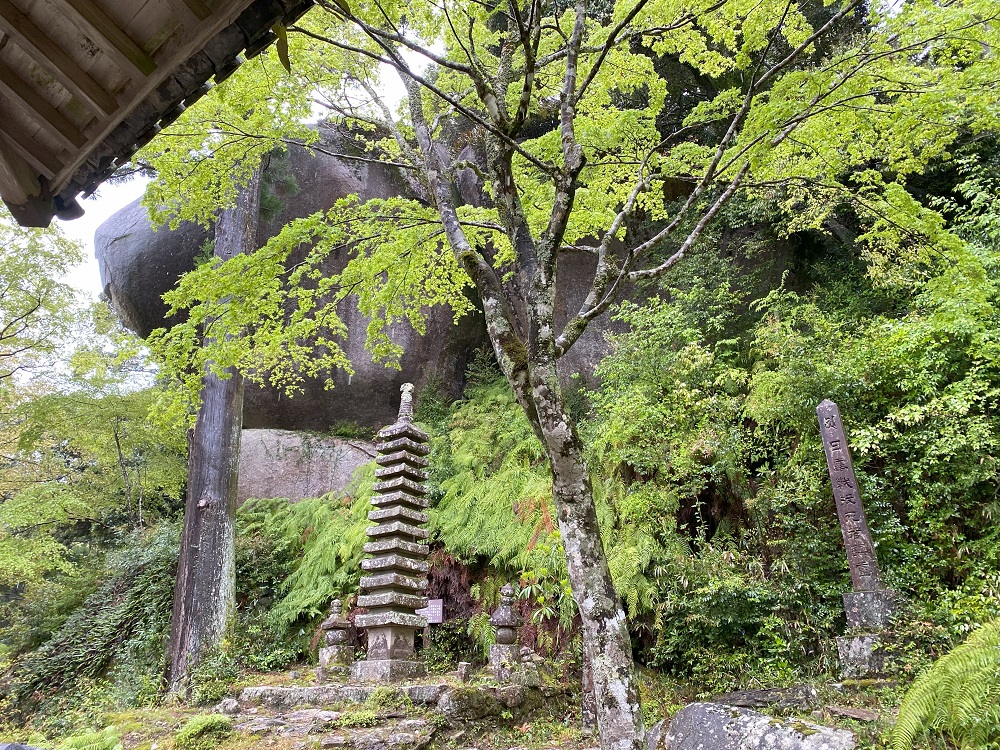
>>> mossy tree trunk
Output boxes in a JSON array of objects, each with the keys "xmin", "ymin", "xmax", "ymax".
[{"xmin": 166, "ymin": 167, "xmax": 262, "ymax": 694}]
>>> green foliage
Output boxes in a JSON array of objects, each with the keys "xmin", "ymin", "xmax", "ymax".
[
  {"xmin": 366, "ymin": 686, "xmax": 412, "ymax": 710},
  {"xmin": 892, "ymin": 620, "xmax": 1000, "ymax": 750},
  {"xmin": 174, "ymin": 715, "xmax": 233, "ymax": 750},
  {"xmin": 0, "ymin": 211, "xmax": 83, "ymax": 385},
  {"xmin": 236, "ymin": 481, "xmax": 372, "ymax": 626},
  {"xmin": 58, "ymin": 726, "xmax": 123, "ymax": 750},
  {"xmin": 6, "ymin": 525, "xmax": 178, "ymax": 713},
  {"xmin": 423, "ymin": 618, "xmax": 483, "ymax": 671},
  {"xmin": 188, "ymin": 649, "xmax": 240, "ymax": 706},
  {"xmin": 333, "ymin": 710, "xmax": 380, "ymax": 728}
]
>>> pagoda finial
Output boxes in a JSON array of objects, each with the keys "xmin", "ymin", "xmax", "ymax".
[{"xmin": 398, "ymin": 382, "xmax": 415, "ymax": 422}]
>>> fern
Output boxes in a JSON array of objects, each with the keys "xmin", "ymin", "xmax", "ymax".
[
  {"xmin": 892, "ymin": 619, "xmax": 1000, "ymax": 750},
  {"xmin": 238, "ymin": 477, "xmax": 372, "ymax": 626},
  {"xmin": 58, "ymin": 727, "xmax": 123, "ymax": 750}
]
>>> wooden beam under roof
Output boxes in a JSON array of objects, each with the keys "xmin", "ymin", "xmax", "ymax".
[
  {"xmin": 178, "ymin": 0, "xmax": 213, "ymax": 21},
  {"xmin": 47, "ymin": 0, "xmax": 158, "ymax": 77},
  {"xmin": 0, "ymin": 117, "xmax": 61, "ymax": 178},
  {"xmin": 0, "ymin": 60, "xmax": 87, "ymax": 151},
  {"xmin": 0, "ymin": 0, "xmax": 119, "ymax": 117},
  {"xmin": 0, "ymin": 134, "xmax": 41, "ymax": 203}
]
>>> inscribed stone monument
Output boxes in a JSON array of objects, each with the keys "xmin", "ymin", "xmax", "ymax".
[
  {"xmin": 817, "ymin": 399, "xmax": 899, "ymax": 677},
  {"xmin": 352, "ymin": 383, "xmax": 430, "ymax": 681}
]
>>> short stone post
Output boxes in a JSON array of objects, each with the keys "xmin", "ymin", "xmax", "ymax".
[
  {"xmin": 817, "ymin": 399, "xmax": 900, "ymax": 678},
  {"xmin": 489, "ymin": 584, "xmax": 522, "ymax": 682},
  {"xmin": 317, "ymin": 599, "xmax": 353, "ymax": 682},
  {"xmin": 352, "ymin": 383, "xmax": 431, "ymax": 682}
]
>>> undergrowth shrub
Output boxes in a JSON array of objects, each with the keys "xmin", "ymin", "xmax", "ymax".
[
  {"xmin": 174, "ymin": 715, "xmax": 232, "ymax": 750},
  {"xmin": 8, "ymin": 524, "xmax": 178, "ymax": 717}
]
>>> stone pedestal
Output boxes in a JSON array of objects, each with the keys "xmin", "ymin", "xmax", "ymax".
[
  {"xmin": 843, "ymin": 590, "xmax": 897, "ymax": 629},
  {"xmin": 352, "ymin": 384, "xmax": 430, "ymax": 682},
  {"xmin": 838, "ymin": 589, "xmax": 899, "ymax": 678},
  {"xmin": 317, "ymin": 600, "xmax": 354, "ymax": 682},
  {"xmin": 488, "ymin": 584, "xmax": 523, "ymax": 682}
]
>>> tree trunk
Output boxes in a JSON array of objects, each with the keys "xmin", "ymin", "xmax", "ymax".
[
  {"xmin": 166, "ymin": 168, "xmax": 262, "ymax": 693},
  {"xmin": 532, "ymin": 377, "xmax": 646, "ymax": 750}
]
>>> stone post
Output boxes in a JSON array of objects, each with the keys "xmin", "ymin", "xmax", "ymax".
[
  {"xmin": 489, "ymin": 583, "xmax": 522, "ymax": 682},
  {"xmin": 352, "ymin": 383, "xmax": 430, "ymax": 682},
  {"xmin": 317, "ymin": 599, "xmax": 353, "ymax": 682},
  {"xmin": 817, "ymin": 399, "xmax": 899, "ymax": 677}
]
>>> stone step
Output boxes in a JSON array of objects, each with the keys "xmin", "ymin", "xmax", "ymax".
[
  {"xmin": 238, "ymin": 684, "xmax": 447, "ymax": 709},
  {"xmin": 376, "ymin": 436, "xmax": 431, "ymax": 456},
  {"xmin": 363, "ymin": 538, "xmax": 429, "ymax": 557},
  {"xmin": 368, "ymin": 506, "xmax": 429, "ymax": 525},
  {"xmin": 366, "ymin": 521, "xmax": 429, "ymax": 540},
  {"xmin": 376, "ymin": 450, "xmax": 430, "ymax": 468}
]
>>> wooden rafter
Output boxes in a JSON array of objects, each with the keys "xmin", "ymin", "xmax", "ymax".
[
  {"xmin": 0, "ymin": 118, "xmax": 60, "ymax": 178},
  {"xmin": 0, "ymin": 61, "xmax": 87, "ymax": 151},
  {"xmin": 0, "ymin": 0, "xmax": 119, "ymax": 117},
  {"xmin": 0, "ymin": 135, "xmax": 41, "ymax": 203},
  {"xmin": 47, "ymin": 0, "xmax": 158, "ymax": 77},
  {"xmin": 182, "ymin": 0, "xmax": 213, "ymax": 20}
]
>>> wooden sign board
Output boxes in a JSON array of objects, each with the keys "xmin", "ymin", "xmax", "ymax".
[{"xmin": 416, "ymin": 599, "xmax": 444, "ymax": 624}]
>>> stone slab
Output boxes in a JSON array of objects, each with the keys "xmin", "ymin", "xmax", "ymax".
[
  {"xmin": 376, "ymin": 450, "xmax": 430, "ymax": 468},
  {"xmin": 355, "ymin": 611, "xmax": 427, "ymax": 628},
  {"xmin": 664, "ymin": 702, "xmax": 855, "ymax": 750},
  {"xmin": 361, "ymin": 555, "xmax": 430, "ymax": 574},
  {"xmin": 375, "ymin": 464, "xmax": 430, "ymax": 482},
  {"xmin": 376, "ymin": 437, "xmax": 431, "ymax": 456},
  {"xmin": 378, "ymin": 422, "xmax": 429, "ymax": 442},
  {"xmin": 368, "ymin": 506, "xmax": 429, "ymax": 525},
  {"xmin": 359, "ymin": 572, "xmax": 427, "ymax": 591},
  {"xmin": 843, "ymin": 590, "xmax": 898, "ymax": 630},
  {"xmin": 371, "ymin": 491, "xmax": 430, "ymax": 509},
  {"xmin": 373, "ymin": 476, "xmax": 429, "ymax": 495},
  {"xmin": 363, "ymin": 538, "xmax": 429, "ymax": 556},
  {"xmin": 366, "ymin": 521, "xmax": 429, "ymax": 539},
  {"xmin": 351, "ymin": 659, "xmax": 427, "ymax": 682},
  {"xmin": 356, "ymin": 592, "xmax": 429, "ymax": 610}
]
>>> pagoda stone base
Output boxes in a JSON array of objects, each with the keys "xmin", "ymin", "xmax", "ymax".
[{"xmin": 351, "ymin": 659, "xmax": 427, "ymax": 682}]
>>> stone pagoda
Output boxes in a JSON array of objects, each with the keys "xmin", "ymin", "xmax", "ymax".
[{"xmin": 352, "ymin": 383, "xmax": 431, "ymax": 681}]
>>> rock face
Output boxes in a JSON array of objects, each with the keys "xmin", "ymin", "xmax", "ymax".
[
  {"xmin": 237, "ymin": 430, "xmax": 375, "ymax": 503},
  {"xmin": 664, "ymin": 703, "xmax": 855, "ymax": 750},
  {"xmin": 95, "ymin": 123, "xmax": 629, "ymax": 430}
]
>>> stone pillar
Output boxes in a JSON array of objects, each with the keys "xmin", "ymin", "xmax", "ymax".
[
  {"xmin": 489, "ymin": 584, "xmax": 522, "ymax": 682},
  {"xmin": 352, "ymin": 383, "xmax": 430, "ymax": 682},
  {"xmin": 317, "ymin": 599, "xmax": 353, "ymax": 682},
  {"xmin": 817, "ymin": 399, "xmax": 900, "ymax": 678}
]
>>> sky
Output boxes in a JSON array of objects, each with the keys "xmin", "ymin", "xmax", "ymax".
[{"xmin": 54, "ymin": 178, "xmax": 148, "ymax": 302}]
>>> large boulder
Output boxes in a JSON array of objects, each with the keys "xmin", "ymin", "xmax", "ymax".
[
  {"xmin": 664, "ymin": 702, "xmax": 855, "ymax": 750},
  {"xmin": 236, "ymin": 430, "xmax": 375, "ymax": 503},
  {"xmin": 95, "ymin": 123, "xmax": 627, "ymax": 430}
]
